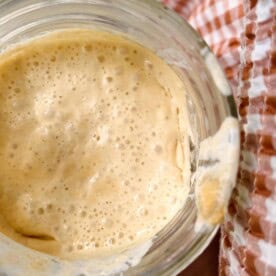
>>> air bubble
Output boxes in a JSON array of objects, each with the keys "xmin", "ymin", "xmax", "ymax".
[
  {"xmin": 69, "ymin": 205, "xmax": 75, "ymax": 212},
  {"xmin": 84, "ymin": 44, "xmax": 92, "ymax": 52},
  {"xmin": 46, "ymin": 204, "xmax": 53, "ymax": 211},
  {"xmin": 144, "ymin": 60, "xmax": 153, "ymax": 70},
  {"xmin": 77, "ymin": 244, "xmax": 83, "ymax": 250},
  {"xmin": 118, "ymin": 47, "xmax": 127, "ymax": 55},
  {"xmin": 67, "ymin": 245, "xmax": 73, "ymax": 252},
  {"xmin": 114, "ymin": 66, "xmax": 123, "ymax": 75},
  {"xmin": 154, "ymin": 145, "xmax": 163, "ymax": 154},
  {"xmin": 38, "ymin": 208, "xmax": 44, "ymax": 215},
  {"xmin": 97, "ymin": 55, "xmax": 105, "ymax": 63},
  {"xmin": 106, "ymin": 76, "xmax": 113, "ymax": 83},
  {"xmin": 123, "ymin": 180, "xmax": 130, "ymax": 186},
  {"xmin": 81, "ymin": 211, "xmax": 87, "ymax": 218}
]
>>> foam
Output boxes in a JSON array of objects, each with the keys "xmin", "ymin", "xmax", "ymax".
[{"xmin": 0, "ymin": 29, "xmax": 190, "ymax": 260}]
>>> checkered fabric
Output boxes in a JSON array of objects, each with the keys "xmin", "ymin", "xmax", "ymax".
[{"xmin": 162, "ymin": 0, "xmax": 276, "ymax": 275}]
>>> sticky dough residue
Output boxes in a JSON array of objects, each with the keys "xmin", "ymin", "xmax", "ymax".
[{"xmin": 0, "ymin": 30, "xmax": 190, "ymax": 260}]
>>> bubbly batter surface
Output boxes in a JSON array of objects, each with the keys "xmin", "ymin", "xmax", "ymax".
[{"xmin": 0, "ymin": 30, "xmax": 189, "ymax": 260}]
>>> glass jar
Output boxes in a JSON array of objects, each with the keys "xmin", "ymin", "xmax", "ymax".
[{"xmin": 0, "ymin": 0, "xmax": 239, "ymax": 275}]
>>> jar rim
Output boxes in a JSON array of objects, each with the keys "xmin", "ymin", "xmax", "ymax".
[{"xmin": 0, "ymin": 1, "xmax": 235, "ymax": 275}]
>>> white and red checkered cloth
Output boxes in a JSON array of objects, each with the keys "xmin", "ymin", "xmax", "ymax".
[{"xmin": 162, "ymin": 0, "xmax": 276, "ymax": 275}]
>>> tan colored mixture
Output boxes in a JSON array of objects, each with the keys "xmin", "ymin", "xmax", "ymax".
[{"xmin": 0, "ymin": 30, "xmax": 190, "ymax": 260}]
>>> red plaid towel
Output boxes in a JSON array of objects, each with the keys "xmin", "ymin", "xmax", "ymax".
[{"xmin": 162, "ymin": 0, "xmax": 276, "ymax": 275}]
